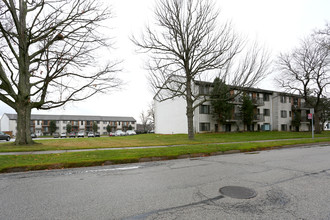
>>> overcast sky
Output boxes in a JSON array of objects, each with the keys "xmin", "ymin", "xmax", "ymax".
[{"xmin": 1, "ymin": 0, "xmax": 330, "ymax": 123}]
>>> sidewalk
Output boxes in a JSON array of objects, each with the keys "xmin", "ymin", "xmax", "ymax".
[{"xmin": 1, "ymin": 137, "xmax": 328, "ymax": 156}]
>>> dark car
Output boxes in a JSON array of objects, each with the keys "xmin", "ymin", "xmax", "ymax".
[
  {"xmin": 69, "ymin": 132, "xmax": 76, "ymax": 138},
  {"xmin": 0, "ymin": 131, "xmax": 10, "ymax": 141},
  {"xmin": 95, "ymin": 132, "xmax": 100, "ymax": 137},
  {"xmin": 31, "ymin": 133, "xmax": 37, "ymax": 138}
]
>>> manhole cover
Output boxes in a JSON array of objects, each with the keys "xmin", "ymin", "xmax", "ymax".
[{"xmin": 219, "ymin": 186, "xmax": 257, "ymax": 199}]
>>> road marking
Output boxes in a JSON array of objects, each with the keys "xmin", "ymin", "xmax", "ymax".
[{"xmin": 85, "ymin": 166, "xmax": 140, "ymax": 173}]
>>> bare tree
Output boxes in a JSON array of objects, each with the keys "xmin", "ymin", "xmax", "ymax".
[
  {"xmin": 140, "ymin": 110, "xmax": 149, "ymax": 133},
  {"xmin": 147, "ymin": 102, "xmax": 155, "ymax": 130},
  {"xmin": 277, "ymin": 32, "xmax": 330, "ymax": 134},
  {"xmin": 132, "ymin": 0, "xmax": 269, "ymax": 139},
  {"xmin": 0, "ymin": 0, "xmax": 121, "ymax": 145}
]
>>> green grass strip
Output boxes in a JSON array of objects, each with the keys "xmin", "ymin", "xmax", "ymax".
[
  {"xmin": 0, "ymin": 131, "xmax": 329, "ymax": 152},
  {"xmin": 0, "ymin": 138, "xmax": 329, "ymax": 173}
]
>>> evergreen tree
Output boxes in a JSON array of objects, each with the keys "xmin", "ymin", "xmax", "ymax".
[
  {"xmin": 93, "ymin": 122, "xmax": 98, "ymax": 133},
  {"xmin": 66, "ymin": 123, "xmax": 72, "ymax": 133},
  {"xmin": 49, "ymin": 121, "xmax": 57, "ymax": 135},
  {"xmin": 240, "ymin": 95, "xmax": 254, "ymax": 131},
  {"xmin": 106, "ymin": 124, "xmax": 111, "ymax": 134},
  {"xmin": 210, "ymin": 78, "xmax": 233, "ymax": 130}
]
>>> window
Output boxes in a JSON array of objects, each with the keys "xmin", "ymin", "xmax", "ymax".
[
  {"xmin": 280, "ymin": 96, "xmax": 286, "ymax": 103},
  {"xmin": 289, "ymin": 111, "xmax": 292, "ymax": 117},
  {"xmin": 199, "ymin": 123, "xmax": 210, "ymax": 131},
  {"xmin": 199, "ymin": 85, "xmax": 210, "ymax": 95},
  {"xmin": 293, "ymin": 97, "xmax": 298, "ymax": 105},
  {"xmin": 118, "ymin": 122, "xmax": 121, "ymax": 125},
  {"xmin": 97, "ymin": 121, "xmax": 100, "ymax": 124},
  {"xmin": 200, "ymin": 105, "xmax": 210, "ymax": 114},
  {"xmin": 81, "ymin": 121, "xmax": 84, "ymax": 125},
  {"xmin": 281, "ymin": 110, "xmax": 287, "ymax": 118},
  {"xmin": 281, "ymin": 124, "xmax": 287, "ymax": 131},
  {"xmin": 43, "ymin": 120, "xmax": 48, "ymax": 125},
  {"xmin": 263, "ymin": 109, "xmax": 270, "ymax": 116},
  {"xmin": 263, "ymin": 94, "xmax": 270, "ymax": 101},
  {"xmin": 262, "ymin": 123, "xmax": 271, "ymax": 131}
]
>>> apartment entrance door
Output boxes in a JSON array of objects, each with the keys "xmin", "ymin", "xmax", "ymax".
[
  {"xmin": 225, "ymin": 124, "xmax": 231, "ymax": 132},
  {"xmin": 215, "ymin": 124, "xmax": 218, "ymax": 132}
]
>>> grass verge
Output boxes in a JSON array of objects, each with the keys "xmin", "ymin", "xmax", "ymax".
[
  {"xmin": 0, "ymin": 138, "xmax": 329, "ymax": 173},
  {"xmin": 0, "ymin": 131, "xmax": 329, "ymax": 152}
]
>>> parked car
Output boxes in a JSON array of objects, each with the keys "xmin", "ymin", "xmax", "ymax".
[
  {"xmin": 60, "ymin": 132, "xmax": 67, "ymax": 138},
  {"xmin": 31, "ymin": 133, "xmax": 37, "ymax": 138},
  {"xmin": 109, "ymin": 132, "xmax": 115, "ymax": 137},
  {"xmin": 95, "ymin": 132, "xmax": 100, "ymax": 137},
  {"xmin": 53, "ymin": 132, "xmax": 59, "ymax": 138},
  {"xmin": 114, "ymin": 130, "xmax": 125, "ymax": 136},
  {"xmin": 125, "ymin": 130, "xmax": 136, "ymax": 136},
  {"xmin": 69, "ymin": 132, "xmax": 76, "ymax": 138},
  {"xmin": 77, "ymin": 131, "xmax": 85, "ymax": 138},
  {"xmin": 88, "ymin": 132, "xmax": 95, "ymax": 137},
  {"xmin": 0, "ymin": 131, "xmax": 10, "ymax": 141}
]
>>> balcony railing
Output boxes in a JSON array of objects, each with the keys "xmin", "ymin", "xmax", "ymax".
[
  {"xmin": 253, "ymin": 114, "xmax": 265, "ymax": 122},
  {"xmin": 252, "ymin": 98, "xmax": 264, "ymax": 106}
]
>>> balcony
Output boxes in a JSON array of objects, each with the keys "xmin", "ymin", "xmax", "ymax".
[
  {"xmin": 252, "ymin": 98, "xmax": 264, "ymax": 106},
  {"xmin": 292, "ymin": 102, "xmax": 310, "ymax": 110},
  {"xmin": 253, "ymin": 114, "xmax": 265, "ymax": 122}
]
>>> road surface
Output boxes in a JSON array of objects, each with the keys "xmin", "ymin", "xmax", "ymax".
[{"xmin": 1, "ymin": 143, "xmax": 330, "ymax": 219}]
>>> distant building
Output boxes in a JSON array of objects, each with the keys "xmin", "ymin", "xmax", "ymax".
[
  {"xmin": 154, "ymin": 80, "xmax": 314, "ymax": 134},
  {"xmin": 0, "ymin": 114, "xmax": 136, "ymax": 136}
]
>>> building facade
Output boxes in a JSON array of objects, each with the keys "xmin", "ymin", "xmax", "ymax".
[
  {"xmin": 155, "ymin": 81, "xmax": 313, "ymax": 134},
  {"xmin": 0, "ymin": 114, "xmax": 136, "ymax": 136}
]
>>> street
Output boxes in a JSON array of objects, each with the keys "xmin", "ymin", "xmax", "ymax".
[{"xmin": 1, "ymin": 143, "xmax": 330, "ymax": 219}]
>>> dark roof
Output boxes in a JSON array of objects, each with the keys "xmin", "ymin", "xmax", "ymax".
[
  {"xmin": 194, "ymin": 80, "xmax": 274, "ymax": 94},
  {"xmin": 4, "ymin": 114, "xmax": 136, "ymax": 122}
]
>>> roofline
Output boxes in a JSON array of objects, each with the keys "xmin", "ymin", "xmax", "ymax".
[{"xmin": 3, "ymin": 113, "xmax": 136, "ymax": 122}]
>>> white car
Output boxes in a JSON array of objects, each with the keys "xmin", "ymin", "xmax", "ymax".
[
  {"xmin": 125, "ymin": 130, "xmax": 136, "ymax": 135},
  {"xmin": 60, "ymin": 132, "xmax": 67, "ymax": 138},
  {"xmin": 87, "ymin": 132, "xmax": 95, "ymax": 137},
  {"xmin": 115, "ymin": 130, "xmax": 125, "ymax": 136},
  {"xmin": 77, "ymin": 131, "xmax": 85, "ymax": 138}
]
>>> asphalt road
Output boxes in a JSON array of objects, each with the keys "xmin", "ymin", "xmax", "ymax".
[{"xmin": 1, "ymin": 144, "xmax": 330, "ymax": 219}]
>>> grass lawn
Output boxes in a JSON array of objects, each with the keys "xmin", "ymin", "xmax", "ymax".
[
  {"xmin": 0, "ymin": 131, "xmax": 329, "ymax": 152},
  {"xmin": 0, "ymin": 137, "xmax": 329, "ymax": 173}
]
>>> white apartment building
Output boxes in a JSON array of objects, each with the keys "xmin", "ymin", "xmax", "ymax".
[
  {"xmin": 0, "ymin": 114, "xmax": 136, "ymax": 136},
  {"xmin": 155, "ymin": 81, "xmax": 312, "ymax": 134}
]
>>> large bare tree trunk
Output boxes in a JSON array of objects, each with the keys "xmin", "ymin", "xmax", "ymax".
[
  {"xmin": 314, "ymin": 111, "xmax": 322, "ymax": 134},
  {"xmin": 15, "ymin": 103, "xmax": 33, "ymax": 145},
  {"xmin": 186, "ymin": 101, "xmax": 195, "ymax": 140},
  {"xmin": 186, "ymin": 79, "xmax": 194, "ymax": 140}
]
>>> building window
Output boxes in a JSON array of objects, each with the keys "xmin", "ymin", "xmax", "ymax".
[
  {"xmin": 118, "ymin": 122, "xmax": 121, "ymax": 125},
  {"xmin": 81, "ymin": 121, "xmax": 84, "ymax": 125},
  {"xmin": 199, "ymin": 105, "xmax": 210, "ymax": 114},
  {"xmin": 280, "ymin": 96, "xmax": 287, "ymax": 103},
  {"xmin": 293, "ymin": 97, "xmax": 298, "ymax": 105},
  {"xmin": 199, "ymin": 85, "xmax": 211, "ymax": 95},
  {"xmin": 281, "ymin": 124, "xmax": 287, "ymax": 131},
  {"xmin": 263, "ymin": 94, "xmax": 270, "ymax": 101},
  {"xmin": 37, "ymin": 120, "xmax": 40, "ymax": 125},
  {"xmin": 199, "ymin": 123, "xmax": 210, "ymax": 131},
  {"xmin": 43, "ymin": 120, "xmax": 48, "ymax": 125},
  {"xmin": 262, "ymin": 123, "xmax": 271, "ymax": 131},
  {"xmin": 281, "ymin": 110, "xmax": 287, "ymax": 118},
  {"xmin": 289, "ymin": 111, "xmax": 292, "ymax": 117},
  {"xmin": 263, "ymin": 109, "xmax": 270, "ymax": 116}
]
